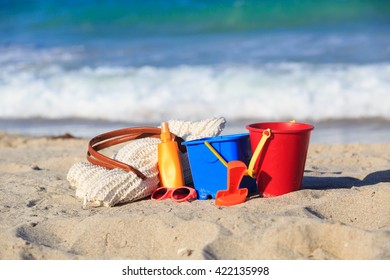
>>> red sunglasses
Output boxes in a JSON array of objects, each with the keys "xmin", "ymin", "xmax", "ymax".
[{"xmin": 151, "ymin": 186, "xmax": 197, "ymax": 202}]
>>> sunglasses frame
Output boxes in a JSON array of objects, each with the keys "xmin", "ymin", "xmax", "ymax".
[{"xmin": 151, "ymin": 186, "xmax": 197, "ymax": 202}]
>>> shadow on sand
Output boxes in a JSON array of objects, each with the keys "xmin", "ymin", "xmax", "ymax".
[{"xmin": 302, "ymin": 169, "xmax": 390, "ymax": 190}]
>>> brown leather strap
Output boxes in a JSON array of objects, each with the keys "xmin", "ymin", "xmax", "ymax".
[{"xmin": 87, "ymin": 126, "xmax": 185, "ymax": 180}]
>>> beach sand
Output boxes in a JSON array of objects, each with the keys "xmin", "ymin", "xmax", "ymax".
[{"xmin": 0, "ymin": 131, "xmax": 389, "ymax": 260}]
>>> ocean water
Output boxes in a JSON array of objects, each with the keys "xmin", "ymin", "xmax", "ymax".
[{"xmin": 1, "ymin": 0, "xmax": 390, "ymax": 142}]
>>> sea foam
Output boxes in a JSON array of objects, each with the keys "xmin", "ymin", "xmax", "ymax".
[{"xmin": 1, "ymin": 62, "xmax": 389, "ymax": 122}]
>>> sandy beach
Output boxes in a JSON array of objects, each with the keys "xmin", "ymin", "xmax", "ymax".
[{"xmin": 0, "ymin": 131, "xmax": 389, "ymax": 260}]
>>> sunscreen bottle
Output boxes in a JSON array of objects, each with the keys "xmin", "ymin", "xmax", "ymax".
[{"xmin": 158, "ymin": 122, "xmax": 184, "ymax": 188}]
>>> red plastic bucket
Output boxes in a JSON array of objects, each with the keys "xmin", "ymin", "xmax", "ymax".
[{"xmin": 246, "ymin": 122, "xmax": 314, "ymax": 197}]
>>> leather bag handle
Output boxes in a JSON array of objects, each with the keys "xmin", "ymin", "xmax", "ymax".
[{"xmin": 87, "ymin": 126, "xmax": 185, "ymax": 180}]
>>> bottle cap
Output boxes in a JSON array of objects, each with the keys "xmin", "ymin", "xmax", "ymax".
[
  {"xmin": 161, "ymin": 122, "xmax": 170, "ymax": 133},
  {"xmin": 160, "ymin": 122, "xmax": 172, "ymax": 141}
]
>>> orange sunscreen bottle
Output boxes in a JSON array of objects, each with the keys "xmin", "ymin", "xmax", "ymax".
[{"xmin": 158, "ymin": 122, "xmax": 184, "ymax": 188}]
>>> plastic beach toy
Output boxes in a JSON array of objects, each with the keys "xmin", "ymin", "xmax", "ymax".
[
  {"xmin": 204, "ymin": 128, "xmax": 271, "ymax": 179},
  {"xmin": 182, "ymin": 133, "xmax": 257, "ymax": 200},
  {"xmin": 246, "ymin": 122, "xmax": 314, "ymax": 197},
  {"xmin": 208, "ymin": 129, "xmax": 271, "ymax": 206},
  {"xmin": 215, "ymin": 161, "xmax": 248, "ymax": 206}
]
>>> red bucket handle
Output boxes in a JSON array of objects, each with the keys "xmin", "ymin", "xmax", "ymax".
[{"xmin": 246, "ymin": 128, "xmax": 271, "ymax": 178}]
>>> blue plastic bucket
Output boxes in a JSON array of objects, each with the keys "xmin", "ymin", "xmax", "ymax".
[{"xmin": 182, "ymin": 133, "xmax": 257, "ymax": 200}]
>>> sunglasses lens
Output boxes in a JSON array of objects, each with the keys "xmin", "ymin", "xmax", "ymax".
[
  {"xmin": 172, "ymin": 188, "xmax": 191, "ymax": 200},
  {"xmin": 151, "ymin": 188, "xmax": 168, "ymax": 200}
]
